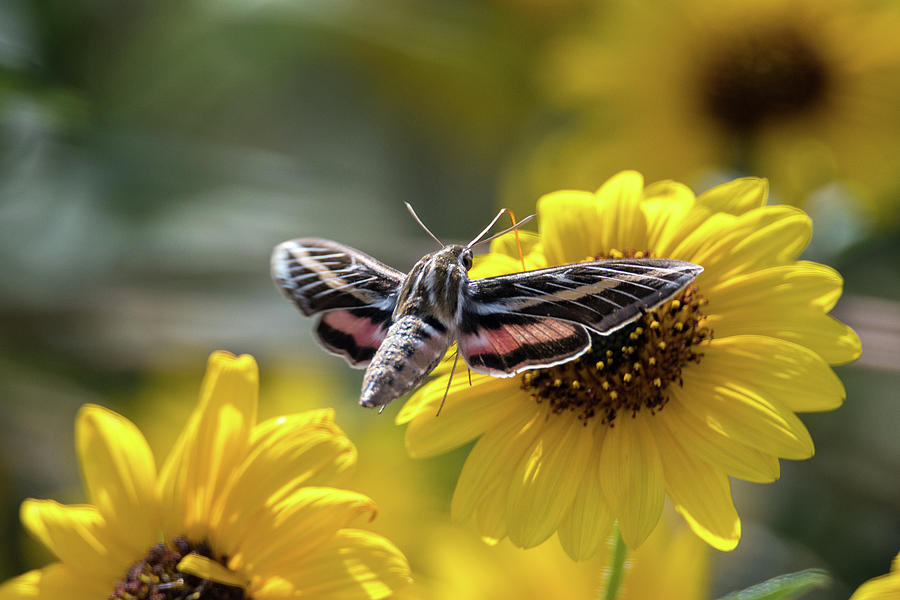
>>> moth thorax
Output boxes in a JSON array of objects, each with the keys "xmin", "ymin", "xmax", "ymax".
[{"xmin": 520, "ymin": 249, "xmax": 712, "ymax": 426}]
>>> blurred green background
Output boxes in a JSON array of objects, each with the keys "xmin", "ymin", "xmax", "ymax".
[{"xmin": 1, "ymin": 1, "xmax": 898, "ymax": 598}]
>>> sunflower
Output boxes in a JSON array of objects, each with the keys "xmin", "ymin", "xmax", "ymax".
[
  {"xmin": 0, "ymin": 351, "xmax": 410, "ymax": 599},
  {"xmin": 397, "ymin": 171, "xmax": 860, "ymax": 558},
  {"xmin": 405, "ymin": 511, "xmax": 708, "ymax": 600},
  {"xmin": 850, "ymin": 550, "xmax": 900, "ymax": 600},
  {"xmin": 510, "ymin": 0, "xmax": 900, "ymax": 221}
]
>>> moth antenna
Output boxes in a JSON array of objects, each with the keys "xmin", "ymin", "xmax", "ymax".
[
  {"xmin": 437, "ymin": 348, "xmax": 461, "ymax": 417},
  {"xmin": 405, "ymin": 202, "xmax": 444, "ymax": 247},
  {"xmin": 466, "ymin": 208, "xmax": 508, "ymax": 248},
  {"xmin": 507, "ymin": 209, "xmax": 527, "ymax": 272},
  {"xmin": 468, "ymin": 213, "xmax": 536, "ymax": 250}
]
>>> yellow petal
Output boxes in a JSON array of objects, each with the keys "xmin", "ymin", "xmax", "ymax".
[
  {"xmin": 650, "ymin": 419, "xmax": 741, "ymax": 551},
  {"xmin": 158, "ymin": 351, "xmax": 259, "ymax": 541},
  {"xmin": 699, "ymin": 336, "xmax": 845, "ymax": 413},
  {"xmin": 537, "ymin": 190, "xmax": 600, "ymax": 265},
  {"xmin": 706, "ymin": 265, "xmax": 861, "ymax": 365},
  {"xmin": 19, "ymin": 501, "xmax": 127, "ymax": 581},
  {"xmin": 505, "ymin": 413, "xmax": 594, "ymax": 548},
  {"xmin": 557, "ymin": 429, "xmax": 614, "ymax": 560},
  {"xmin": 696, "ymin": 177, "xmax": 768, "ymax": 215},
  {"xmin": 692, "ymin": 207, "xmax": 812, "ymax": 285},
  {"xmin": 678, "ymin": 366, "xmax": 815, "ymax": 460},
  {"xmin": 74, "ymin": 405, "xmax": 158, "ymax": 554},
  {"xmin": 403, "ymin": 376, "xmax": 521, "ymax": 458},
  {"xmin": 211, "ymin": 415, "xmax": 358, "ymax": 557},
  {"xmin": 178, "ymin": 554, "xmax": 246, "ymax": 588},
  {"xmin": 279, "ymin": 529, "xmax": 411, "ymax": 600},
  {"xmin": 598, "ymin": 413, "xmax": 665, "ymax": 548},
  {"xmin": 594, "ymin": 170, "xmax": 648, "ymax": 252},
  {"xmin": 451, "ymin": 407, "xmax": 543, "ymax": 525},
  {"xmin": 640, "ymin": 180, "xmax": 699, "ymax": 257},
  {"xmin": 663, "ymin": 395, "xmax": 780, "ymax": 483},
  {"xmin": 0, "ymin": 564, "xmax": 105, "ymax": 600},
  {"xmin": 486, "ymin": 230, "xmax": 543, "ymax": 264},
  {"xmin": 228, "ymin": 487, "xmax": 377, "ymax": 576},
  {"xmin": 849, "ymin": 566, "xmax": 900, "ymax": 600}
]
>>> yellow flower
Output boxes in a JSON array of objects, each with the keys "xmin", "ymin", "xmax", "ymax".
[
  {"xmin": 850, "ymin": 551, "xmax": 900, "ymax": 600},
  {"xmin": 405, "ymin": 512, "xmax": 708, "ymax": 600},
  {"xmin": 398, "ymin": 171, "xmax": 860, "ymax": 558},
  {"xmin": 0, "ymin": 351, "xmax": 411, "ymax": 599},
  {"xmin": 511, "ymin": 0, "xmax": 900, "ymax": 219}
]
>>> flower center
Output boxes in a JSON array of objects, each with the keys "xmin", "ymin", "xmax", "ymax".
[
  {"xmin": 109, "ymin": 536, "xmax": 247, "ymax": 600},
  {"xmin": 698, "ymin": 25, "xmax": 830, "ymax": 132},
  {"xmin": 520, "ymin": 250, "xmax": 711, "ymax": 425}
]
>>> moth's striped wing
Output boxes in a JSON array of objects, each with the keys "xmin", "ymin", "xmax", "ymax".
[
  {"xmin": 271, "ymin": 238, "xmax": 405, "ymax": 367},
  {"xmin": 458, "ymin": 314, "xmax": 591, "ymax": 377},
  {"xmin": 457, "ymin": 258, "xmax": 702, "ymax": 375}
]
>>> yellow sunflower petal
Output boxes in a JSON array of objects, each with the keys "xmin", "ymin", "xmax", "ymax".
[
  {"xmin": 650, "ymin": 419, "xmax": 741, "ymax": 551},
  {"xmin": 158, "ymin": 351, "xmax": 259, "ymax": 541},
  {"xmin": 0, "ymin": 564, "xmax": 105, "ymax": 600},
  {"xmin": 664, "ymin": 394, "xmax": 780, "ymax": 483},
  {"xmin": 74, "ymin": 405, "xmax": 158, "ymax": 554},
  {"xmin": 451, "ymin": 407, "xmax": 543, "ymax": 525},
  {"xmin": 707, "ymin": 261, "xmax": 844, "ymax": 315},
  {"xmin": 279, "ymin": 529, "xmax": 411, "ymax": 600},
  {"xmin": 211, "ymin": 415, "xmax": 359, "ymax": 556},
  {"xmin": 699, "ymin": 336, "xmax": 845, "ymax": 413},
  {"xmin": 403, "ymin": 376, "xmax": 522, "ymax": 458},
  {"xmin": 229, "ymin": 487, "xmax": 377, "ymax": 576},
  {"xmin": 594, "ymin": 170, "xmax": 649, "ymax": 252},
  {"xmin": 696, "ymin": 177, "xmax": 768, "ymax": 215},
  {"xmin": 19, "ymin": 501, "xmax": 123, "ymax": 580},
  {"xmin": 679, "ymin": 367, "xmax": 815, "ymax": 460},
  {"xmin": 706, "ymin": 265, "xmax": 861, "ymax": 365},
  {"xmin": 537, "ymin": 190, "xmax": 600, "ymax": 265},
  {"xmin": 640, "ymin": 180, "xmax": 699, "ymax": 256},
  {"xmin": 505, "ymin": 412, "xmax": 594, "ymax": 548},
  {"xmin": 849, "ymin": 554, "xmax": 900, "ymax": 600},
  {"xmin": 486, "ymin": 230, "xmax": 543, "ymax": 266},
  {"xmin": 557, "ymin": 430, "xmax": 615, "ymax": 560},
  {"xmin": 598, "ymin": 413, "xmax": 665, "ymax": 548},
  {"xmin": 178, "ymin": 554, "xmax": 246, "ymax": 588},
  {"xmin": 691, "ymin": 206, "xmax": 812, "ymax": 284}
]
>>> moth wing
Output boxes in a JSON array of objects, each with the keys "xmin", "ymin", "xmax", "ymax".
[
  {"xmin": 456, "ymin": 313, "xmax": 591, "ymax": 377},
  {"xmin": 272, "ymin": 238, "xmax": 404, "ymax": 367},
  {"xmin": 465, "ymin": 258, "xmax": 703, "ymax": 337}
]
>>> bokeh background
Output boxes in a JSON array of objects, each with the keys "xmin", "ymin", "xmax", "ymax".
[{"xmin": 1, "ymin": 1, "xmax": 899, "ymax": 598}]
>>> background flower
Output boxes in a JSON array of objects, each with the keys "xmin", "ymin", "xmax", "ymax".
[{"xmin": 0, "ymin": 352, "xmax": 410, "ymax": 599}]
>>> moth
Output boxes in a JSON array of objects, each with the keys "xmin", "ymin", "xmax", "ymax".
[{"xmin": 271, "ymin": 205, "xmax": 703, "ymax": 411}]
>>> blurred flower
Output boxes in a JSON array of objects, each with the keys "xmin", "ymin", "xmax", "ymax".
[
  {"xmin": 398, "ymin": 171, "xmax": 860, "ymax": 558},
  {"xmin": 406, "ymin": 512, "xmax": 709, "ymax": 600},
  {"xmin": 513, "ymin": 0, "xmax": 900, "ymax": 220},
  {"xmin": 850, "ymin": 550, "xmax": 900, "ymax": 600},
  {"xmin": 0, "ymin": 351, "xmax": 410, "ymax": 599}
]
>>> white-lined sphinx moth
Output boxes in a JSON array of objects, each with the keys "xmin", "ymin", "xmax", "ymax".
[{"xmin": 271, "ymin": 206, "xmax": 702, "ymax": 410}]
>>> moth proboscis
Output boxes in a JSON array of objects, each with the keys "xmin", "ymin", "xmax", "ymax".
[{"xmin": 271, "ymin": 205, "xmax": 703, "ymax": 412}]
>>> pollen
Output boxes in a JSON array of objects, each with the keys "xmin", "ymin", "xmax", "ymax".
[
  {"xmin": 109, "ymin": 536, "xmax": 246, "ymax": 600},
  {"xmin": 521, "ymin": 251, "xmax": 711, "ymax": 426}
]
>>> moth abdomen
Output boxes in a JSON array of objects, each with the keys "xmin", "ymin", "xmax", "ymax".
[{"xmin": 360, "ymin": 315, "xmax": 452, "ymax": 408}]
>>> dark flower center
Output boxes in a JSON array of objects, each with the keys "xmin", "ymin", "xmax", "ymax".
[
  {"xmin": 521, "ymin": 251, "xmax": 711, "ymax": 425},
  {"xmin": 109, "ymin": 536, "xmax": 247, "ymax": 600},
  {"xmin": 698, "ymin": 25, "xmax": 830, "ymax": 132}
]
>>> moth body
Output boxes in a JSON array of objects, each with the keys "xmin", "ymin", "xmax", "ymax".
[{"xmin": 360, "ymin": 315, "xmax": 452, "ymax": 408}]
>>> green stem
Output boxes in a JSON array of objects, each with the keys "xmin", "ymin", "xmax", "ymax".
[{"xmin": 601, "ymin": 525, "xmax": 628, "ymax": 600}]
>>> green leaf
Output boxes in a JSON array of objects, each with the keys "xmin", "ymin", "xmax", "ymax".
[{"xmin": 717, "ymin": 569, "xmax": 831, "ymax": 600}]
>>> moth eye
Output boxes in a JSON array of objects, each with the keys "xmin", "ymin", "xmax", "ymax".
[{"xmin": 461, "ymin": 252, "xmax": 473, "ymax": 270}]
